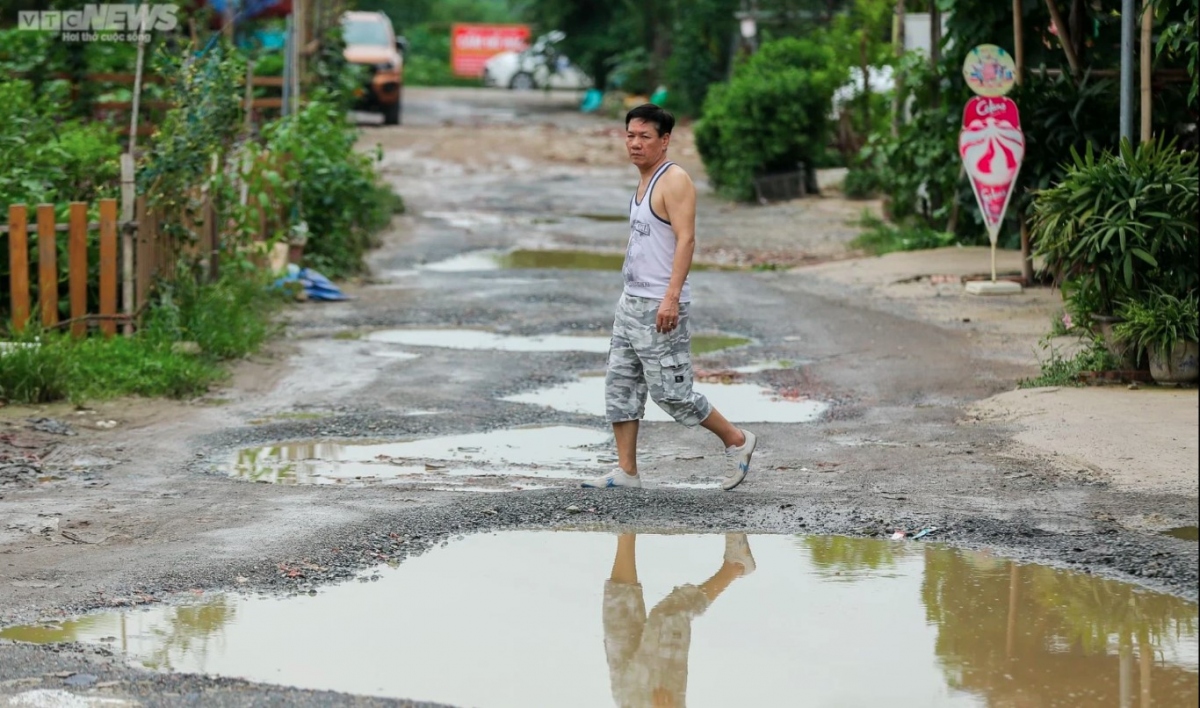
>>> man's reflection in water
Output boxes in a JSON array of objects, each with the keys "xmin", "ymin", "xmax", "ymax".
[{"xmin": 603, "ymin": 533, "xmax": 756, "ymax": 708}]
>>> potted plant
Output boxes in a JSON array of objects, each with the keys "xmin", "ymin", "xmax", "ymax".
[
  {"xmin": 1114, "ymin": 289, "xmax": 1199, "ymax": 384},
  {"xmin": 1030, "ymin": 138, "xmax": 1199, "ymax": 365}
]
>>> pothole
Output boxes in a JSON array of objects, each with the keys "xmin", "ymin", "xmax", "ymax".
[
  {"xmin": 4, "ymin": 533, "xmax": 1195, "ymax": 707},
  {"xmin": 364, "ymin": 328, "xmax": 610, "ymax": 353},
  {"xmin": 227, "ymin": 426, "xmax": 615, "ymax": 484},
  {"xmin": 503, "ymin": 376, "xmax": 829, "ymax": 423}
]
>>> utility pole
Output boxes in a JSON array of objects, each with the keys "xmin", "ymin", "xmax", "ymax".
[{"xmin": 1120, "ymin": 0, "xmax": 1135, "ymax": 143}]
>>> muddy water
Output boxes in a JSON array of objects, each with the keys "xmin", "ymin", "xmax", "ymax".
[
  {"xmin": 228, "ymin": 426, "xmax": 614, "ymax": 484},
  {"xmin": 4, "ymin": 533, "xmax": 1196, "ymax": 707},
  {"xmin": 503, "ymin": 376, "xmax": 829, "ymax": 423},
  {"xmin": 1164, "ymin": 526, "xmax": 1199, "ymax": 542}
]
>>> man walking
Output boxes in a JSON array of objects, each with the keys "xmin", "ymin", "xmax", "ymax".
[{"xmin": 583, "ymin": 104, "xmax": 756, "ymax": 491}]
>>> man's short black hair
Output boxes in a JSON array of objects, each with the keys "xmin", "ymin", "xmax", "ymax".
[{"xmin": 625, "ymin": 103, "xmax": 675, "ymax": 137}]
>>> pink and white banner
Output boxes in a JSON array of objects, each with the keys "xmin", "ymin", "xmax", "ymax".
[{"xmin": 959, "ymin": 96, "xmax": 1026, "ymax": 242}]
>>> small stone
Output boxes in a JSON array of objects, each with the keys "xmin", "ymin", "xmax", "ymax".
[
  {"xmin": 566, "ymin": 505, "xmax": 582, "ymax": 514},
  {"xmin": 64, "ymin": 673, "xmax": 98, "ymax": 687}
]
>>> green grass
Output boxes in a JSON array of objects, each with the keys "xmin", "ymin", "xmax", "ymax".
[
  {"xmin": 1019, "ymin": 339, "xmax": 1122, "ymax": 388},
  {"xmin": 1, "ymin": 269, "xmax": 285, "ymax": 405},
  {"xmin": 851, "ymin": 213, "xmax": 956, "ymax": 256}
]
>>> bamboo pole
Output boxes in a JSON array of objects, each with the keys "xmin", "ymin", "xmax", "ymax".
[
  {"xmin": 1015, "ymin": 0, "xmax": 1034, "ymax": 285},
  {"xmin": 1045, "ymin": 0, "xmax": 1082, "ymax": 79},
  {"xmin": 1140, "ymin": 0, "xmax": 1153, "ymax": 142},
  {"xmin": 892, "ymin": 0, "xmax": 906, "ymax": 137}
]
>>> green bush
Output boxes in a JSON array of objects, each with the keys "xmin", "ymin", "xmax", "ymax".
[
  {"xmin": 842, "ymin": 166, "xmax": 880, "ymax": 199},
  {"xmin": 264, "ymin": 91, "xmax": 398, "ymax": 277},
  {"xmin": 858, "ymin": 53, "xmax": 962, "ymax": 231},
  {"xmin": 1018, "ymin": 338, "xmax": 1123, "ymax": 389},
  {"xmin": 1114, "ymin": 288, "xmax": 1200, "ymax": 359},
  {"xmin": 694, "ymin": 37, "xmax": 847, "ymax": 201},
  {"xmin": 1030, "ymin": 137, "xmax": 1199, "ymax": 324},
  {"xmin": 661, "ymin": 0, "xmax": 739, "ymax": 116},
  {"xmin": 851, "ymin": 213, "xmax": 955, "ymax": 255}
]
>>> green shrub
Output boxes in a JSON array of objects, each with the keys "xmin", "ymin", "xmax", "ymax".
[
  {"xmin": 842, "ymin": 166, "xmax": 880, "ymax": 199},
  {"xmin": 661, "ymin": 0, "xmax": 739, "ymax": 116},
  {"xmin": 694, "ymin": 37, "xmax": 847, "ymax": 201},
  {"xmin": 1019, "ymin": 338, "xmax": 1123, "ymax": 388},
  {"xmin": 851, "ymin": 213, "xmax": 955, "ymax": 255},
  {"xmin": 264, "ymin": 91, "xmax": 398, "ymax": 277},
  {"xmin": 1030, "ymin": 137, "xmax": 1199, "ymax": 323},
  {"xmin": 1114, "ymin": 288, "xmax": 1200, "ymax": 359}
]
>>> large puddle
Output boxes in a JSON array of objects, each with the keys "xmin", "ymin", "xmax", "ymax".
[
  {"xmin": 504, "ymin": 376, "xmax": 828, "ymax": 423},
  {"xmin": 363, "ymin": 328, "xmax": 750, "ymax": 356},
  {"xmin": 365, "ymin": 328, "xmax": 611, "ymax": 353},
  {"xmin": 4, "ymin": 533, "xmax": 1196, "ymax": 707},
  {"xmin": 229, "ymin": 426, "xmax": 613, "ymax": 484},
  {"xmin": 420, "ymin": 248, "xmax": 722, "ymax": 273}
]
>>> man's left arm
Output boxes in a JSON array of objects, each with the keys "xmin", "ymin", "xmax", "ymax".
[{"xmin": 657, "ymin": 170, "xmax": 697, "ymax": 333}]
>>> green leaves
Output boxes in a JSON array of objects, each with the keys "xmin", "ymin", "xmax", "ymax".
[
  {"xmin": 695, "ymin": 37, "xmax": 847, "ymax": 201},
  {"xmin": 1030, "ymin": 135, "xmax": 1199, "ymax": 322}
]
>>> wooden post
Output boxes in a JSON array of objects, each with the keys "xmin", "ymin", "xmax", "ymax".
[
  {"xmin": 68, "ymin": 202, "xmax": 88, "ymax": 337},
  {"xmin": 1140, "ymin": 0, "xmax": 1152, "ymax": 142},
  {"xmin": 120, "ymin": 154, "xmax": 136, "ymax": 335},
  {"xmin": 8, "ymin": 205, "xmax": 30, "ymax": 332},
  {"xmin": 37, "ymin": 205, "xmax": 58, "ymax": 328},
  {"xmin": 99, "ymin": 199, "xmax": 119, "ymax": 337}
]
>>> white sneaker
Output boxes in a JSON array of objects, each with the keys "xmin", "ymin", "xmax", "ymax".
[
  {"xmin": 581, "ymin": 468, "xmax": 642, "ymax": 489},
  {"xmin": 724, "ymin": 533, "xmax": 756, "ymax": 576},
  {"xmin": 722, "ymin": 429, "xmax": 756, "ymax": 491}
]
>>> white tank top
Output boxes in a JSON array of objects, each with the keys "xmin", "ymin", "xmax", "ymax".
[{"xmin": 622, "ymin": 161, "xmax": 691, "ymax": 303}]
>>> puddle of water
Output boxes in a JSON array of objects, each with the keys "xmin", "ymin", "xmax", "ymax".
[
  {"xmin": 419, "ymin": 250, "xmax": 504, "ymax": 272},
  {"xmin": 368, "ymin": 349, "xmax": 421, "ymax": 360},
  {"xmin": 419, "ymin": 248, "xmax": 724, "ymax": 273},
  {"xmin": 573, "ymin": 212, "xmax": 628, "ymax": 222},
  {"xmin": 228, "ymin": 426, "xmax": 613, "ymax": 484},
  {"xmin": 732, "ymin": 360, "xmax": 803, "ymax": 373},
  {"xmin": 503, "ymin": 376, "xmax": 829, "ymax": 423},
  {"xmin": 692, "ymin": 335, "xmax": 751, "ymax": 355},
  {"xmin": 1164, "ymin": 526, "xmax": 1199, "ymax": 542},
  {"xmin": 365, "ymin": 328, "xmax": 609, "ymax": 353},
  {"xmin": 4, "ymin": 533, "xmax": 1195, "ymax": 708}
]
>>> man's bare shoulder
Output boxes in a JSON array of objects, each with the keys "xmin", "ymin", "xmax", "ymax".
[{"xmin": 659, "ymin": 164, "xmax": 695, "ymax": 193}]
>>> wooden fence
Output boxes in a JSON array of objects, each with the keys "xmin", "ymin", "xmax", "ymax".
[
  {"xmin": 5, "ymin": 201, "xmax": 121, "ymax": 337},
  {"xmin": 3, "ymin": 148, "xmax": 291, "ymax": 338}
]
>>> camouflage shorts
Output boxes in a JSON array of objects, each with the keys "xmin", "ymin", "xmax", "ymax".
[{"xmin": 605, "ymin": 294, "xmax": 712, "ymax": 426}]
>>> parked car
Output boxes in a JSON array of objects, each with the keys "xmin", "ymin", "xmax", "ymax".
[
  {"xmin": 340, "ymin": 11, "xmax": 407, "ymax": 125},
  {"xmin": 482, "ymin": 31, "xmax": 592, "ymax": 91}
]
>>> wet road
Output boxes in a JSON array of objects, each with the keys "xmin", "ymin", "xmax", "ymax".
[{"xmin": 1, "ymin": 87, "xmax": 1196, "ymax": 706}]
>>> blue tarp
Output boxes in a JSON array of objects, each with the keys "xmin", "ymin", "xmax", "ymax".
[
  {"xmin": 273, "ymin": 264, "xmax": 351, "ymax": 301},
  {"xmin": 205, "ymin": 0, "xmax": 290, "ymax": 20}
]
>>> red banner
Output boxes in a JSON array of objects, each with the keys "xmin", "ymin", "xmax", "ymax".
[
  {"xmin": 451, "ymin": 23, "xmax": 531, "ymax": 78},
  {"xmin": 959, "ymin": 96, "xmax": 1026, "ymax": 242}
]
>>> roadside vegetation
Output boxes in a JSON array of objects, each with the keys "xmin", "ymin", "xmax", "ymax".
[{"xmin": 0, "ymin": 7, "xmax": 400, "ymax": 405}]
